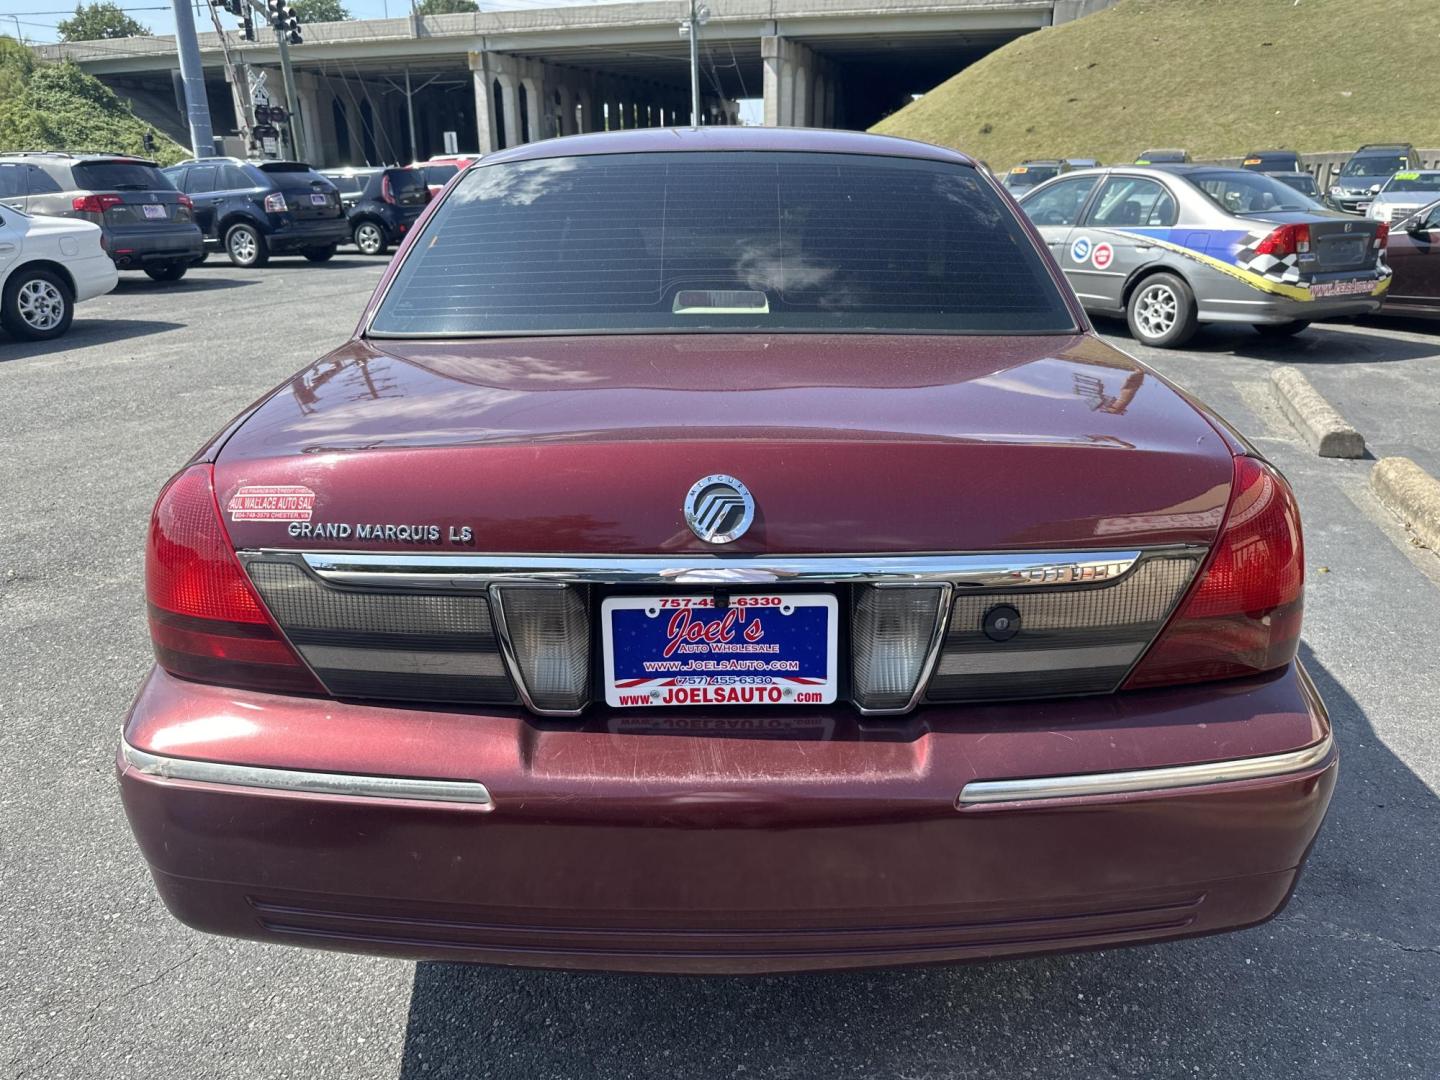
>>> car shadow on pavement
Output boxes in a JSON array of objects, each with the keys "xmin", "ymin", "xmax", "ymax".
[
  {"xmin": 0, "ymin": 318, "xmax": 183, "ymax": 359},
  {"xmin": 393, "ymin": 647, "xmax": 1438, "ymax": 1080},
  {"xmin": 112, "ymin": 276, "xmax": 258, "ymax": 293},
  {"xmin": 1093, "ymin": 315, "xmax": 1440, "ymax": 363}
]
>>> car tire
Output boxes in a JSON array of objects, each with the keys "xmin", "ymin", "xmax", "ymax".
[
  {"xmin": 1253, "ymin": 320, "xmax": 1310, "ymax": 339},
  {"xmin": 1126, "ymin": 272, "xmax": 1199, "ymax": 349},
  {"xmin": 1, "ymin": 266, "xmax": 73, "ymax": 341},
  {"xmin": 144, "ymin": 262, "xmax": 188, "ymax": 282},
  {"xmin": 302, "ymin": 246, "xmax": 338, "ymax": 263},
  {"xmin": 225, "ymin": 222, "xmax": 268, "ymax": 268},
  {"xmin": 353, "ymin": 221, "xmax": 387, "ymax": 256}
]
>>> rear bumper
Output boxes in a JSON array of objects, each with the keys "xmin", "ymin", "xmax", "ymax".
[
  {"xmin": 119, "ymin": 663, "xmax": 1336, "ymax": 974},
  {"xmin": 104, "ymin": 225, "xmax": 205, "ymax": 269},
  {"xmin": 266, "ymin": 218, "xmax": 350, "ymax": 252}
]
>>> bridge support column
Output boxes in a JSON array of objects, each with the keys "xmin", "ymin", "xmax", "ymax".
[
  {"xmin": 468, "ymin": 52, "xmax": 499, "ymax": 154},
  {"xmin": 763, "ymin": 36, "xmax": 839, "ymax": 127}
]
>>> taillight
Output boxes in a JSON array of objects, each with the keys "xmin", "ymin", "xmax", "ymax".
[
  {"xmin": 263, "ymin": 191, "xmax": 287, "ymax": 213},
  {"xmin": 1123, "ymin": 455, "xmax": 1303, "ymax": 690},
  {"xmin": 1374, "ymin": 222, "xmax": 1389, "ymax": 250},
  {"xmin": 1253, "ymin": 223, "xmax": 1311, "ymax": 258},
  {"xmin": 72, "ymin": 193, "xmax": 123, "ymax": 214},
  {"xmin": 381, "ymin": 174, "xmax": 395, "ymax": 205},
  {"xmin": 177, "ymin": 194, "xmax": 193, "ymax": 209},
  {"xmin": 146, "ymin": 464, "xmax": 323, "ymax": 695}
]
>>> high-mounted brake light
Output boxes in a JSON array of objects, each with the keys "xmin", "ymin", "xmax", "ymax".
[
  {"xmin": 72, "ymin": 193, "xmax": 123, "ymax": 214},
  {"xmin": 1123, "ymin": 455, "xmax": 1303, "ymax": 690},
  {"xmin": 146, "ymin": 464, "xmax": 323, "ymax": 695},
  {"xmin": 1254, "ymin": 223, "xmax": 1310, "ymax": 258}
]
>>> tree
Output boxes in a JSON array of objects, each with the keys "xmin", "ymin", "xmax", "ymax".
[
  {"xmin": 291, "ymin": 0, "xmax": 350, "ymax": 22},
  {"xmin": 56, "ymin": 2, "xmax": 151, "ymax": 41},
  {"xmin": 413, "ymin": 0, "xmax": 478, "ymax": 14},
  {"xmin": 0, "ymin": 36, "xmax": 34, "ymax": 103}
]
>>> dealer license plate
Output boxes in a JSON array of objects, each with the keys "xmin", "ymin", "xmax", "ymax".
[
  {"xmin": 141, "ymin": 203, "xmax": 166, "ymax": 220},
  {"xmin": 602, "ymin": 594, "xmax": 838, "ymax": 708}
]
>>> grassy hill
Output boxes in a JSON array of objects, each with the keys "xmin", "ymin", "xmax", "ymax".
[
  {"xmin": 0, "ymin": 39, "xmax": 188, "ymax": 164},
  {"xmin": 872, "ymin": 0, "xmax": 1440, "ymax": 169}
]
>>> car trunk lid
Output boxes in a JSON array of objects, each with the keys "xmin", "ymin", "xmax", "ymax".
[{"xmin": 213, "ymin": 334, "xmax": 1234, "ymax": 556}]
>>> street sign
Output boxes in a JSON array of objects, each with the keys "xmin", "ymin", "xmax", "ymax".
[{"xmin": 443, "ymin": 130, "xmax": 458, "ymax": 155}]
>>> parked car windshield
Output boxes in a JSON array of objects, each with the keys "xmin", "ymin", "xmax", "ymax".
[
  {"xmin": 1003, "ymin": 164, "xmax": 1060, "ymax": 190},
  {"xmin": 71, "ymin": 160, "xmax": 173, "ymax": 191},
  {"xmin": 1340, "ymin": 154, "xmax": 1410, "ymax": 178},
  {"xmin": 370, "ymin": 151, "xmax": 1075, "ymax": 337},
  {"xmin": 1186, "ymin": 169, "xmax": 1326, "ymax": 215},
  {"xmin": 1382, "ymin": 171, "xmax": 1440, "ymax": 194}
]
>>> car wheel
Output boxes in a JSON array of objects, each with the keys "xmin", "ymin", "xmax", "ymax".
[
  {"xmin": 1126, "ymin": 272, "xmax": 1199, "ymax": 348},
  {"xmin": 303, "ymin": 246, "xmax": 338, "ymax": 263},
  {"xmin": 1253, "ymin": 320, "xmax": 1310, "ymax": 339},
  {"xmin": 354, "ymin": 221, "xmax": 387, "ymax": 256},
  {"xmin": 144, "ymin": 262, "xmax": 189, "ymax": 282},
  {"xmin": 1, "ymin": 267, "xmax": 74, "ymax": 341},
  {"xmin": 225, "ymin": 223, "xmax": 268, "ymax": 268}
]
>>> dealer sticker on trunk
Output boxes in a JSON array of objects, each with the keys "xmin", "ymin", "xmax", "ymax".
[
  {"xmin": 602, "ymin": 594, "xmax": 838, "ymax": 708},
  {"xmin": 225, "ymin": 485, "xmax": 316, "ymax": 523}
]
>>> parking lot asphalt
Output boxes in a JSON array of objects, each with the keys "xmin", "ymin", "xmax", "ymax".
[{"xmin": 2, "ymin": 260, "xmax": 1437, "ymax": 1080}]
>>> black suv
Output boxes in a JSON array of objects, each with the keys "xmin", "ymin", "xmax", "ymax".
[
  {"xmin": 1241, "ymin": 149, "xmax": 1302, "ymax": 173},
  {"xmin": 1329, "ymin": 143, "xmax": 1423, "ymax": 214},
  {"xmin": 319, "ymin": 166, "xmax": 431, "ymax": 256},
  {"xmin": 161, "ymin": 158, "xmax": 349, "ymax": 267},
  {"xmin": 0, "ymin": 152, "xmax": 203, "ymax": 282}
]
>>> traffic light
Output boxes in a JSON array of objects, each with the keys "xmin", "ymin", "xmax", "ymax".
[
  {"xmin": 266, "ymin": 0, "xmax": 302, "ymax": 44},
  {"xmin": 220, "ymin": 0, "xmax": 242, "ymax": 15},
  {"xmin": 240, "ymin": 10, "xmax": 255, "ymax": 40}
]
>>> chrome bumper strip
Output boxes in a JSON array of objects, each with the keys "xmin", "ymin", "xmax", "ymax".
[
  {"xmin": 956, "ymin": 734, "xmax": 1334, "ymax": 807},
  {"xmin": 120, "ymin": 741, "xmax": 493, "ymax": 806},
  {"xmin": 280, "ymin": 549, "xmax": 1191, "ymax": 591}
]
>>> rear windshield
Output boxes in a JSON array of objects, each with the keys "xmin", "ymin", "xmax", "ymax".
[
  {"xmin": 423, "ymin": 164, "xmax": 459, "ymax": 187},
  {"xmin": 325, "ymin": 173, "xmax": 369, "ymax": 194},
  {"xmin": 1003, "ymin": 165, "xmax": 1059, "ymax": 189},
  {"xmin": 71, "ymin": 161, "xmax": 172, "ymax": 192},
  {"xmin": 1243, "ymin": 154, "xmax": 1298, "ymax": 169},
  {"xmin": 385, "ymin": 168, "xmax": 429, "ymax": 205},
  {"xmin": 1341, "ymin": 154, "xmax": 1410, "ymax": 177},
  {"xmin": 1187, "ymin": 169, "xmax": 1325, "ymax": 215},
  {"xmin": 370, "ymin": 151, "xmax": 1074, "ymax": 337},
  {"xmin": 1384, "ymin": 172, "xmax": 1440, "ymax": 193},
  {"xmin": 260, "ymin": 163, "xmax": 335, "ymax": 190},
  {"xmin": 1273, "ymin": 173, "xmax": 1318, "ymax": 196}
]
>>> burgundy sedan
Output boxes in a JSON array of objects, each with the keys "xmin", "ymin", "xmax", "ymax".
[{"xmin": 121, "ymin": 127, "xmax": 1334, "ymax": 974}]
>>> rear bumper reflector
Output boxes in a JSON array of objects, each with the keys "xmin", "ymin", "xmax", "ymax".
[
  {"xmin": 956, "ymin": 734, "xmax": 1333, "ymax": 806},
  {"xmin": 120, "ymin": 740, "xmax": 493, "ymax": 806}
]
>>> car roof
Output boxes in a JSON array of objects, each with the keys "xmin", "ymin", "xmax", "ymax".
[
  {"xmin": 476, "ymin": 127, "xmax": 975, "ymax": 169},
  {"xmin": 0, "ymin": 151, "xmax": 156, "ymax": 164},
  {"xmin": 1355, "ymin": 143, "xmax": 1414, "ymax": 152},
  {"xmin": 1246, "ymin": 149, "xmax": 1297, "ymax": 155}
]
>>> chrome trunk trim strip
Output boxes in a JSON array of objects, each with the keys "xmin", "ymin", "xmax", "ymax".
[
  {"xmin": 956, "ymin": 735, "xmax": 1334, "ymax": 807},
  {"xmin": 120, "ymin": 741, "xmax": 493, "ymax": 806},
  {"xmin": 283, "ymin": 549, "xmax": 1191, "ymax": 591}
]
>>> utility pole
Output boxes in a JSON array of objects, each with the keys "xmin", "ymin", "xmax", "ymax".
[
  {"xmin": 171, "ymin": 0, "xmax": 217, "ymax": 156},
  {"xmin": 679, "ymin": 0, "xmax": 709, "ymax": 128},
  {"xmin": 273, "ymin": 29, "xmax": 306, "ymax": 161}
]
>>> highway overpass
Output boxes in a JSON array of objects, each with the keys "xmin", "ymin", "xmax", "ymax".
[{"xmin": 36, "ymin": 0, "xmax": 1115, "ymax": 167}]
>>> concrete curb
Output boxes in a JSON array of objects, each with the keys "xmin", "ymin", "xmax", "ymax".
[
  {"xmin": 1372, "ymin": 457, "xmax": 1440, "ymax": 553},
  {"xmin": 1268, "ymin": 366, "xmax": 1365, "ymax": 458}
]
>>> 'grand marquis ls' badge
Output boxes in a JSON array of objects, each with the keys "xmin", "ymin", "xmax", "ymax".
[{"xmin": 684, "ymin": 474, "xmax": 754, "ymax": 544}]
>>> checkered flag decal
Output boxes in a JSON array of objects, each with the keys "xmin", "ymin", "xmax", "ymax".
[{"xmin": 1233, "ymin": 228, "xmax": 1303, "ymax": 285}]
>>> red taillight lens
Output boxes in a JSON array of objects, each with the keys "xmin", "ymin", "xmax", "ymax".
[
  {"xmin": 381, "ymin": 174, "xmax": 396, "ymax": 204},
  {"xmin": 177, "ymin": 194, "xmax": 193, "ymax": 209},
  {"xmin": 146, "ymin": 464, "xmax": 323, "ymax": 695},
  {"xmin": 1254, "ymin": 223, "xmax": 1310, "ymax": 258},
  {"xmin": 1123, "ymin": 456, "xmax": 1303, "ymax": 690},
  {"xmin": 1374, "ymin": 222, "xmax": 1389, "ymax": 250},
  {"xmin": 72, "ymin": 193, "xmax": 123, "ymax": 214}
]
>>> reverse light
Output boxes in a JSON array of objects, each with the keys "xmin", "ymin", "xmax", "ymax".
[
  {"xmin": 72, "ymin": 193, "xmax": 123, "ymax": 214},
  {"xmin": 1124, "ymin": 456, "xmax": 1303, "ymax": 690},
  {"xmin": 1254, "ymin": 223, "xmax": 1310, "ymax": 258},
  {"xmin": 263, "ymin": 191, "xmax": 287, "ymax": 213},
  {"xmin": 146, "ymin": 464, "xmax": 323, "ymax": 695},
  {"xmin": 853, "ymin": 586, "xmax": 944, "ymax": 712},
  {"xmin": 491, "ymin": 585, "xmax": 590, "ymax": 713}
]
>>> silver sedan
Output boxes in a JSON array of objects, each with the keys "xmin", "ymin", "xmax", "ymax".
[{"xmin": 1017, "ymin": 165, "xmax": 1390, "ymax": 347}]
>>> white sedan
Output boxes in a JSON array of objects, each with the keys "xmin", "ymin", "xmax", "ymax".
[{"xmin": 1, "ymin": 207, "xmax": 118, "ymax": 341}]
